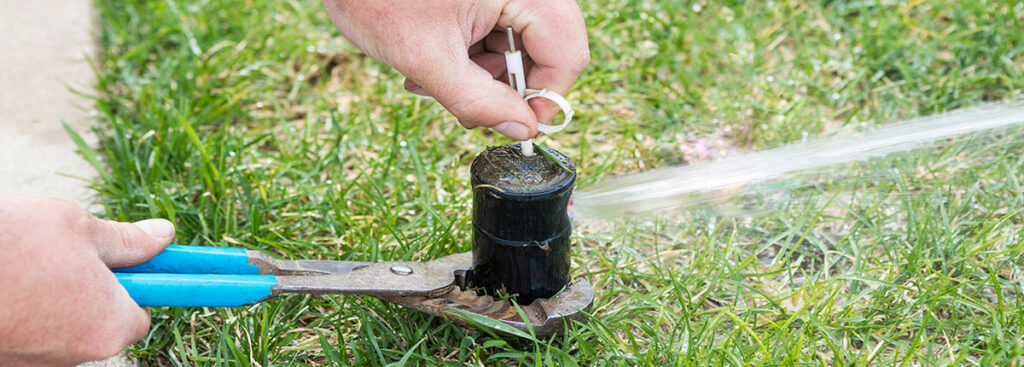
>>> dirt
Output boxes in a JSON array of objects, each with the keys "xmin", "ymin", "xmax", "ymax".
[{"xmin": 471, "ymin": 144, "xmax": 575, "ymax": 194}]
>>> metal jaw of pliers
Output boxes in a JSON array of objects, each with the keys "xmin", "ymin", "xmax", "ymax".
[{"xmin": 114, "ymin": 245, "xmax": 593, "ymax": 337}]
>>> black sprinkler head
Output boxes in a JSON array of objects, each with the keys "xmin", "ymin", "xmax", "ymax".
[{"xmin": 468, "ymin": 144, "xmax": 576, "ymax": 304}]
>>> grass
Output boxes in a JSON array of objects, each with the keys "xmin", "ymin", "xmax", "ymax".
[{"xmin": 83, "ymin": 0, "xmax": 1024, "ymax": 365}]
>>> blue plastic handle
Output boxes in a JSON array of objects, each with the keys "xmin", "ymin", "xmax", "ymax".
[
  {"xmin": 117, "ymin": 273, "xmax": 278, "ymax": 307},
  {"xmin": 112, "ymin": 244, "xmax": 261, "ymax": 274}
]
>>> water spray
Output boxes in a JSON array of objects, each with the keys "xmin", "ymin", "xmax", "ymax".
[{"xmin": 572, "ymin": 99, "xmax": 1024, "ymax": 219}]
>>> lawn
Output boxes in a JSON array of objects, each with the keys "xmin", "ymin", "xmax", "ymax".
[{"xmin": 84, "ymin": 0, "xmax": 1024, "ymax": 365}]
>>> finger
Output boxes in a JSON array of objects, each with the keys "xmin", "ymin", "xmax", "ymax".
[
  {"xmin": 114, "ymin": 283, "xmax": 152, "ymax": 345},
  {"xmin": 101, "ymin": 272, "xmax": 152, "ymax": 355},
  {"xmin": 528, "ymin": 97, "xmax": 561, "ymax": 126},
  {"xmin": 524, "ymin": 49, "xmax": 560, "ymax": 123},
  {"xmin": 409, "ymin": 56, "xmax": 538, "ymax": 140},
  {"xmin": 405, "ymin": 50, "xmax": 507, "ymax": 96},
  {"xmin": 483, "ymin": 30, "xmax": 522, "ymax": 53},
  {"xmin": 404, "ymin": 79, "xmax": 429, "ymax": 96},
  {"xmin": 516, "ymin": 55, "xmax": 560, "ymax": 124},
  {"xmin": 72, "ymin": 265, "xmax": 152, "ymax": 362},
  {"xmin": 501, "ymin": 1, "xmax": 589, "ymax": 122},
  {"xmin": 468, "ymin": 41, "xmax": 486, "ymax": 56},
  {"xmin": 470, "ymin": 51, "xmax": 509, "ymax": 80},
  {"xmin": 90, "ymin": 218, "xmax": 176, "ymax": 268}
]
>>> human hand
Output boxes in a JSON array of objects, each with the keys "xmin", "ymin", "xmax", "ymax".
[
  {"xmin": 322, "ymin": 0, "xmax": 589, "ymax": 140},
  {"xmin": 0, "ymin": 195, "xmax": 175, "ymax": 366}
]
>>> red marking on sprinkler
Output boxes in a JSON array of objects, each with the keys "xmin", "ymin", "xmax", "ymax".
[{"xmin": 567, "ymin": 195, "xmax": 575, "ymax": 219}]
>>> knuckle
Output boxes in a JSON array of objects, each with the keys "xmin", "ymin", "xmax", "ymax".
[
  {"xmin": 48, "ymin": 199, "xmax": 94, "ymax": 231},
  {"xmin": 457, "ymin": 118, "xmax": 477, "ymax": 129},
  {"xmin": 445, "ymin": 95, "xmax": 485, "ymax": 123},
  {"xmin": 570, "ymin": 48, "xmax": 591, "ymax": 74},
  {"xmin": 113, "ymin": 221, "xmax": 136, "ymax": 248}
]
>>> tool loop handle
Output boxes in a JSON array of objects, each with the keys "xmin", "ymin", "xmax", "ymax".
[
  {"xmin": 525, "ymin": 88, "xmax": 575, "ymax": 134},
  {"xmin": 116, "ymin": 273, "xmax": 278, "ymax": 307}
]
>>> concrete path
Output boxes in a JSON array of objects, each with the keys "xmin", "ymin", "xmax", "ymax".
[
  {"xmin": 1, "ymin": 0, "xmax": 99, "ymax": 208},
  {"xmin": 1, "ymin": 0, "xmax": 135, "ymax": 365}
]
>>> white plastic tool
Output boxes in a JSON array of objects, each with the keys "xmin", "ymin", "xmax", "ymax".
[
  {"xmin": 505, "ymin": 28, "xmax": 526, "ymax": 98},
  {"xmin": 504, "ymin": 28, "xmax": 574, "ymax": 157}
]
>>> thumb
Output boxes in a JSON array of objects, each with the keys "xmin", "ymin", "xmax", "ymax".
[
  {"xmin": 414, "ymin": 58, "xmax": 539, "ymax": 140},
  {"xmin": 92, "ymin": 218, "xmax": 175, "ymax": 268}
]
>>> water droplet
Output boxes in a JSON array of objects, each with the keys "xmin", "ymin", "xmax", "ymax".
[
  {"xmin": 399, "ymin": 141, "xmax": 407, "ymax": 147},
  {"xmin": 692, "ymin": 3, "xmax": 702, "ymax": 12},
  {"xmin": 228, "ymin": 151, "xmax": 236, "ymax": 157}
]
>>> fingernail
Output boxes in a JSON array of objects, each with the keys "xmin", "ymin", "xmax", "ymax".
[
  {"xmin": 133, "ymin": 219, "xmax": 175, "ymax": 238},
  {"xmin": 493, "ymin": 122, "xmax": 530, "ymax": 140},
  {"xmin": 406, "ymin": 85, "xmax": 428, "ymax": 96}
]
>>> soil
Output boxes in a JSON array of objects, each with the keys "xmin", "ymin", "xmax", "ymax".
[{"xmin": 471, "ymin": 144, "xmax": 575, "ymax": 194}]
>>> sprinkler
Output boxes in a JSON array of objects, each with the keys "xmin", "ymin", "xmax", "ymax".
[
  {"xmin": 468, "ymin": 144, "xmax": 576, "ymax": 303},
  {"xmin": 463, "ymin": 28, "xmax": 581, "ymax": 305}
]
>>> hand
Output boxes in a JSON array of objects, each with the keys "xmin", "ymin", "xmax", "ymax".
[
  {"xmin": 322, "ymin": 0, "xmax": 589, "ymax": 140},
  {"xmin": 0, "ymin": 195, "xmax": 175, "ymax": 366}
]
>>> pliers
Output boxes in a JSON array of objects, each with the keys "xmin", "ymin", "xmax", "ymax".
[{"xmin": 113, "ymin": 245, "xmax": 593, "ymax": 337}]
